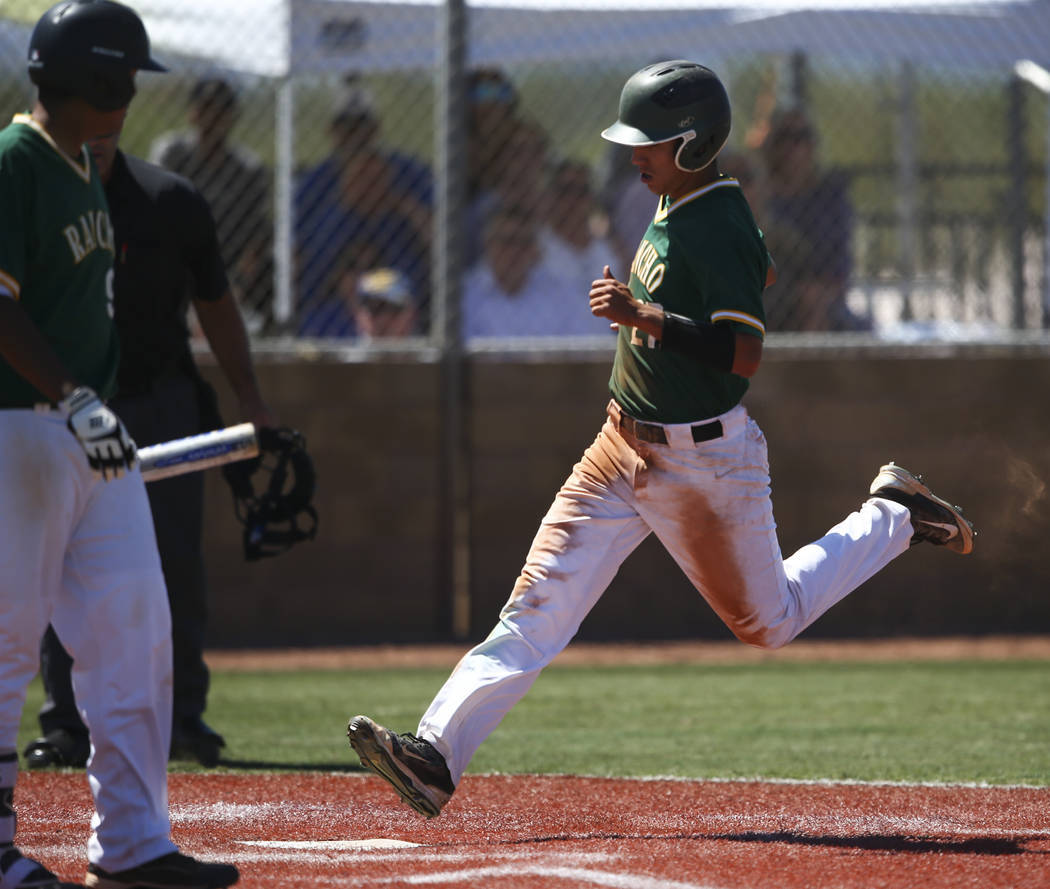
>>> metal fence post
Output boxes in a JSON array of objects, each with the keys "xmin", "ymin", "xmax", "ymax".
[
  {"xmin": 1013, "ymin": 60, "xmax": 1050, "ymax": 329},
  {"xmin": 895, "ymin": 61, "xmax": 918, "ymax": 322},
  {"xmin": 434, "ymin": 0, "xmax": 471, "ymax": 640},
  {"xmin": 1007, "ymin": 74, "xmax": 1029, "ymax": 328},
  {"xmin": 273, "ymin": 75, "xmax": 294, "ymax": 326}
]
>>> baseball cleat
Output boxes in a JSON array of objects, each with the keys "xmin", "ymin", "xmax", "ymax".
[
  {"xmin": 85, "ymin": 852, "xmax": 238, "ymax": 889},
  {"xmin": 0, "ymin": 848, "xmax": 60, "ymax": 889},
  {"xmin": 869, "ymin": 461, "xmax": 975, "ymax": 554},
  {"xmin": 347, "ymin": 715, "xmax": 454, "ymax": 819}
]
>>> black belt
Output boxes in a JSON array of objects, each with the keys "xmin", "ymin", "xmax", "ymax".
[{"xmin": 618, "ymin": 413, "xmax": 723, "ymax": 445}]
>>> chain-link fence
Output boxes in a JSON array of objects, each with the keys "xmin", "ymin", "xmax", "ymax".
[{"xmin": 3, "ymin": 1, "xmax": 1049, "ymax": 344}]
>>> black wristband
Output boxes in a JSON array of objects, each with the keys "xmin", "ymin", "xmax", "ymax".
[{"xmin": 660, "ymin": 313, "xmax": 736, "ymax": 373}]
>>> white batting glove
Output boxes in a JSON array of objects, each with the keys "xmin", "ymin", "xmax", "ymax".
[{"xmin": 59, "ymin": 386, "xmax": 138, "ymax": 481}]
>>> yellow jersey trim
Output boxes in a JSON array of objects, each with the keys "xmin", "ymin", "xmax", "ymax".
[
  {"xmin": 0, "ymin": 269, "xmax": 19, "ymax": 299},
  {"xmin": 655, "ymin": 178, "xmax": 740, "ymax": 223},
  {"xmin": 712, "ymin": 309, "xmax": 765, "ymax": 336},
  {"xmin": 12, "ymin": 113, "xmax": 92, "ymax": 183}
]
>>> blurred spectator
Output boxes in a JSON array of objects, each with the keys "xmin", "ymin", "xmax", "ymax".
[
  {"xmin": 465, "ymin": 114, "xmax": 553, "ymax": 266},
  {"xmin": 462, "ymin": 203, "xmax": 609, "ymax": 339},
  {"xmin": 149, "ymin": 76, "xmax": 273, "ymax": 332},
  {"xmin": 463, "ymin": 68, "xmax": 543, "ymax": 263},
  {"xmin": 297, "ymin": 237, "xmax": 420, "ymax": 340},
  {"xmin": 758, "ymin": 108, "xmax": 870, "ymax": 332},
  {"xmin": 297, "ymin": 85, "xmax": 432, "ymax": 231},
  {"xmin": 496, "ymin": 116, "xmax": 553, "ymax": 223},
  {"xmin": 540, "ymin": 158, "xmax": 620, "ymax": 293},
  {"xmin": 354, "ymin": 268, "xmax": 420, "ymax": 339},
  {"xmin": 718, "ymin": 148, "xmax": 769, "ymax": 221},
  {"xmin": 465, "ymin": 67, "xmax": 521, "ymax": 207},
  {"xmin": 296, "ymin": 239, "xmax": 381, "ymax": 337},
  {"xmin": 597, "ymin": 139, "xmax": 653, "ymax": 273},
  {"xmin": 295, "ymin": 89, "xmax": 431, "ymax": 337}
]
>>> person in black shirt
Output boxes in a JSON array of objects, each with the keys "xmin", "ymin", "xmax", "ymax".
[
  {"xmin": 23, "ymin": 118, "xmax": 274, "ymax": 770},
  {"xmin": 149, "ymin": 76, "xmax": 273, "ymax": 333}
]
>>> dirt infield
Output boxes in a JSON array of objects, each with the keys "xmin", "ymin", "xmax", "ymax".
[
  {"xmin": 18, "ymin": 641, "xmax": 1050, "ymax": 887},
  {"xmin": 204, "ymin": 635, "xmax": 1050, "ymax": 671},
  {"xmin": 17, "ymin": 771, "xmax": 1050, "ymax": 888}
]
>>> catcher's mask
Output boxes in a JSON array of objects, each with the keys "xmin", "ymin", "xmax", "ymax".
[{"xmin": 223, "ymin": 427, "xmax": 318, "ymax": 561}]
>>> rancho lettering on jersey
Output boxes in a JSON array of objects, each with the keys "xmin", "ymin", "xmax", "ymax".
[
  {"xmin": 63, "ymin": 208, "xmax": 114, "ymax": 263},
  {"xmin": 631, "ymin": 240, "xmax": 665, "ymax": 293}
]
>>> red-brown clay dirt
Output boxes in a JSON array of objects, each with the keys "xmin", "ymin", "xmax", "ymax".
[
  {"xmin": 16, "ymin": 640, "xmax": 1050, "ymax": 888},
  {"xmin": 16, "ymin": 771, "xmax": 1050, "ymax": 889}
]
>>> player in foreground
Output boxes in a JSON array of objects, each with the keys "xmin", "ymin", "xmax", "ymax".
[
  {"xmin": 23, "ymin": 78, "xmax": 274, "ymax": 774},
  {"xmin": 0, "ymin": 2, "xmax": 238, "ymax": 887},
  {"xmin": 348, "ymin": 60, "xmax": 974, "ymax": 819}
]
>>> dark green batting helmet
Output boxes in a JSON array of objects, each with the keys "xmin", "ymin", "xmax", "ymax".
[
  {"xmin": 602, "ymin": 60, "xmax": 731, "ymax": 172},
  {"xmin": 27, "ymin": 0, "xmax": 166, "ymax": 112}
]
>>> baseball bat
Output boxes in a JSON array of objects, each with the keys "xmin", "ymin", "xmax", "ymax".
[{"xmin": 138, "ymin": 422, "xmax": 259, "ymax": 483}]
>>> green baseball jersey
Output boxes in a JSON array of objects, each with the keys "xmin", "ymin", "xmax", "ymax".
[
  {"xmin": 609, "ymin": 178, "xmax": 768, "ymax": 423},
  {"xmin": 0, "ymin": 114, "xmax": 119, "ymax": 407}
]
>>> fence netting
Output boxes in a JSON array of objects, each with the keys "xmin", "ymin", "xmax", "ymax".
[{"xmin": 2, "ymin": 2, "xmax": 1048, "ymax": 345}]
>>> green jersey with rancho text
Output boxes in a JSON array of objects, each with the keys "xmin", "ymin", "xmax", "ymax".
[
  {"xmin": 610, "ymin": 178, "xmax": 768, "ymax": 423},
  {"xmin": 0, "ymin": 114, "xmax": 119, "ymax": 408}
]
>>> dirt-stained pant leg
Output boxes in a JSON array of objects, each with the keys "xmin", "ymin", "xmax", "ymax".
[
  {"xmin": 419, "ymin": 419, "xmax": 652, "ymax": 784},
  {"xmin": 638, "ymin": 407, "xmax": 913, "ymax": 649},
  {"xmin": 419, "ymin": 406, "xmax": 914, "ymax": 781}
]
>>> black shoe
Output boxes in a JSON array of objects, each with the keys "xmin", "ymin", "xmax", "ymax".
[
  {"xmin": 0, "ymin": 846, "xmax": 60, "ymax": 888},
  {"xmin": 85, "ymin": 852, "xmax": 238, "ymax": 889},
  {"xmin": 347, "ymin": 715, "xmax": 455, "ymax": 818},
  {"xmin": 869, "ymin": 461, "xmax": 975, "ymax": 554},
  {"xmin": 169, "ymin": 718, "xmax": 226, "ymax": 768},
  {"xmin": 23, "ymin": 729, "xmax": 90, "ymax": 769}
]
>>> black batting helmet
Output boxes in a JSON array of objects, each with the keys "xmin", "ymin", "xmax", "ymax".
[
  {"xmin": 27, "ymin": 0, "xmax": 166, "ymax": 112},
  {"xmin": 602, "ymin": 60, "xmax": 731, "ymax": 172}
]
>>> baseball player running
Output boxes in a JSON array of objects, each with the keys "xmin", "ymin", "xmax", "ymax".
[
  {"xmin": 0, "ymin": 2, "xmax": 237, "ymax": 887},
  {"xmin": 347, "ymin": 60, "xmax": 975, "ymax": 820}
]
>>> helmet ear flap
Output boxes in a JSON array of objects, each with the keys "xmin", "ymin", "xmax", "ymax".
[
  {"xmin": 673, "ymin": 134, "xmax": 697, "ymax": 172},
  {"xmin": 674, "ymin": 123, "xmax": 730, "ymax": 172}
]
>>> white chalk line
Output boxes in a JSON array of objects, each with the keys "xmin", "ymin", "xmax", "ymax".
[
  {"xmin": 239, "ymin": 838, "xmax": 419, "ymax": 850},
  {"xmin": 366, "ymin": 864, "xmax": 721, "ymax": 888},
  {"xmin": 226, "ymin": 848, "xmax": 617, "ymax": 863}
]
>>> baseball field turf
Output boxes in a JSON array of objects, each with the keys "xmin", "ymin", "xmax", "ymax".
[
  {"xmin": 18, "ymin": 651, "xmax": 1050, "ymax": 784},
  {"xmin": 14, "ymin": 642, "xmax": 1050, "ymax": 888}
]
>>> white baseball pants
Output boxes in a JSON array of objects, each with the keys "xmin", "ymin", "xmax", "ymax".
[
  {"xmin": 0, "ymin": 410, "xmax": 176, "ymax": 872},
  {"xmin": 419, "ymin": 401, "xmax": 913, "ymax": 784}
]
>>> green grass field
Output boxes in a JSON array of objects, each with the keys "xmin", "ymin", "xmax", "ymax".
[{"xmin": 17, "ymin": 659, "xmax": 1050, "ymax": 786}]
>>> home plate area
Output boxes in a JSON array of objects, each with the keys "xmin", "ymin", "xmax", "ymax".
[{"xmin": 16, "ymin": 772, "xmax": 1050, "ymax": 888}]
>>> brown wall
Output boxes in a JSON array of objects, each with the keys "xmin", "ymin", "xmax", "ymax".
[{"xmin": 198, "ymin": 348, "xmax": 1050, "ymax": 648}]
